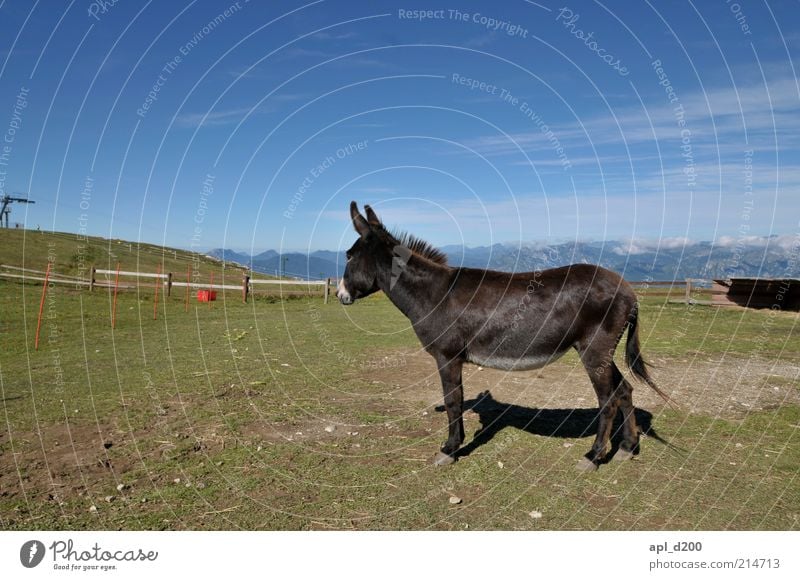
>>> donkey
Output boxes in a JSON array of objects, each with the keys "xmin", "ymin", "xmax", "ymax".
[{"xmin": 337, "ymin": 202, "xmax": 670, "ymax": 470}]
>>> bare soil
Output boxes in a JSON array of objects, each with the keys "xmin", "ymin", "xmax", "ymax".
[{"xmin": 359, "ymin": 347, "xmax": 800, "ymax": 420}]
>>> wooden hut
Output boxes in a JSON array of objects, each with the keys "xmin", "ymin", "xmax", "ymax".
[{"xmin": 711, "ymin": 278, "xmax": 800, "ymax": 310}]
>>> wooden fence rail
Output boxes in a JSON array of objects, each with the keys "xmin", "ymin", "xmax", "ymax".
[
  {"xmin": 91, "ymin": 266, "xmax": 335, "ymax": 303},
  {"xmin": 1, "ymin": 264, "xmax": 337, "ymax": 303}
]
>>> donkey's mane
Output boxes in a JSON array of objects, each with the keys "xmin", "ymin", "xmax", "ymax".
[{"xmin": 389, "ymin": 229, "xmax": 448, "ymax": 266}]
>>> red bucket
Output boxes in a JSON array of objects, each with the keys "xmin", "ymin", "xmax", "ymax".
[{"xmin": 197, "ymin": 290, "xmax": 217, "ymax": 302}]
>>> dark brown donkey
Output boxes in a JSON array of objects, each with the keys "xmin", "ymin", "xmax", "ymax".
[{"xmin": 337, "ymin": 202, "xmax": 670, "ymax": 470}]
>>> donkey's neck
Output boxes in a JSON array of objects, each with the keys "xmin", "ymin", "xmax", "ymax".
[{"xmin": 377, "ymin": 253, "xmax": 451, "ymax": 324}]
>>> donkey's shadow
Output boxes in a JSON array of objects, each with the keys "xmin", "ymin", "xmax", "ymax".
[{"xmin": 436, "ymin": 390, "xmax": 656, "ymax": 462}]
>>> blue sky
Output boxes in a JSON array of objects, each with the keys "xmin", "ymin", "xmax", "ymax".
[{"xmin": 1, "ymin": 0, "xmax": 799, "ymax": 254}]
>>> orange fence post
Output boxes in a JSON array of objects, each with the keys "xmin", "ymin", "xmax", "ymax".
[
  {"xmin": 111, "ymin": 262, "xmax": 120, "ymax": 329},
  {"xmin": 153, "ymin": 264, "xmax": 161, "ymax": 320},
  {"xmin": 34, "ymin": 262, "xmax": 52, "ymax": 350}
]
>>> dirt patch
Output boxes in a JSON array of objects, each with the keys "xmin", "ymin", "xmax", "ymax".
[
  {"xmin": 359, "ymin": 348, "xmax": 800, "ymax": 420},
  {"xmin": 0, "ymin": 420, "xmax": 134, "ymax": 505},
  {"xmin": 0, "ymin": 394, "xmax": 234, "ymax": 506}
]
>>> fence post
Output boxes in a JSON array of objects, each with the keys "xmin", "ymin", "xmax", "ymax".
[
  {"xmin": 243, "ymin": 274, "xmax": 250, "ymax": 303},
  {"xmin": 153, "ymin": 265, "xmax": 160, "ymax": 320},
  {"xmin": 34, "ymin": 262, "xmax": 52, "ymax": 351},
  {"xmin": 324, "ymin": 278, "xmax": 331, "ymax": 304},
  {"xmin": 112, "ymin": 262, "xmax": 120, "ymax": 329},
  {"xmin": 167, "ymin": 272, "xmax": 173, "ymax": 297},
  {"xmin": 90, "ymin": 266, "xmax": 96, "ymax": 292},
  {"xmin": 685, "ymin": 278, "xmax": 692, "ymax": 305},
  {"xmin": 184, "ymin": 265, "xmax": 190, "ymax": 312}
]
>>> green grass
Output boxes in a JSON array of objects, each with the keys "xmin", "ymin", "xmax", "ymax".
[{"xmin": 1, "ymin": 243, "xmax": 798, "ymax": 530}]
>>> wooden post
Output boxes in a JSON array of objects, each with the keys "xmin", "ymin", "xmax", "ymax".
[
  {"xmin": 324, "ymin": 278, "xmax": 331, "ymax": 304},
  {"xmin": 111, "ymin": 262, "xmax": 120, "ymax": 329},
  {"xmin": 166, "ymin": 272, "xmax": 173, "ymax": 297},
  {"xmin": 90, "ymin": 266, "xmax": 96, "ymax": 292},
  {"xmin": 34, "ymin": 262, "xmax": 52, "ymax": 350},
  {"xmin": 685, "ymin": 278, "xmax": 692, "ymax": 305},
  {"xmin": 209, "ymin": 272, "xmax": 214, "ymax": 308},
  {"xmin": 243, "ymin": 274, "xmax": 250, "ymax": 303},
  {"xmin": 153, "ymin": 264, "xmax": 161, "ymax": 320},
  {"xmin": 184, "ymin": 265, "xmax": 190, "ymax": 312}
]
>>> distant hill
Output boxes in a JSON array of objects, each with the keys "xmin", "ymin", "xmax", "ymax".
[
  {"xmin": 207, "ymin": 248, "xmax": 344, "ymax": 279},
  {"xmin": 210, "ymin": 235, "xmax": 798, "ymax": 281}
]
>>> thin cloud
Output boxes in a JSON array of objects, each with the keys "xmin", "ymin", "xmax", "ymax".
[{"xmin": 176, "ymin": 95, "xmax": 308, "ymax": 128}]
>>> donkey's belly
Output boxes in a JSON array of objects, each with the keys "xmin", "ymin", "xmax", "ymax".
[{"xmin": 465, "ymin": 349, "xmax": 566, "ymax": 371}]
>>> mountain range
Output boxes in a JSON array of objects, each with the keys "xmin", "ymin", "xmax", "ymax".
[{"xmin": 208, "ymin": 235, "xmax": 799, "ymax": 281}]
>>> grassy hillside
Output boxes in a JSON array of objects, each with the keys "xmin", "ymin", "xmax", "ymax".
[{"xmin": 0, "ymin": 228, "xmax": 255, "ymax": 284}]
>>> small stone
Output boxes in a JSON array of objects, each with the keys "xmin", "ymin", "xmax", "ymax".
[
  {"xmin": 497, "ymin": 461, "xmax": 504, "ymax": 469},
  {"xmin": 449, "ymin": 496, "xmax": 462, "ymax": 505},
  {"xmin": 421, "ymin": 411, "xmax": 428, "ymax": 417},
  {"xmin": 116, "ymin": 483, "xmax": 125, "ymax": 492},
  {"xmin": 257, "ymin": 445, "xmax": 263, "ymax": 451},
  {"xmin": 104, "ymin": 495, "xmax": 115, "ymax": 503},
  {"xmin": 563, "ymin": 442, "xmax": 574, "ymax": 448},
  {"xmin": 89, "ymin": 505, "xmax": 98, "ymax": 513},
  {"xmin": 196, "ymin": 482, "xmax": 206, "ymax": 490},
  {"xmin": 173, "ymin": 478, "xmax": 181, "ymax": 484},
  {"xmin": 141, "ymin": 498, "xmax": 147, "ymax": 503},
  {"xmin": 477, "ymin": 367, "xmax": 484, "ymax": 371},
  {"xmin": 529, "ymin": 510, "xmax": 543, "ymax": 519},
  {"xmin": 324, "ymin": 425, "xmax": 336, "ymax": 433}
]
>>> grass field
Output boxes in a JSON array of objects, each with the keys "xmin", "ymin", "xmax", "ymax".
[{"xmin": 1, "ymin": 234, "xmax": 799, "ymax": 530}]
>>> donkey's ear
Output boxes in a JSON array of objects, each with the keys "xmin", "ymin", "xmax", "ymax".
[
  {"xmin": 350, "ymin": 201, "xmax": 370, "ymax": 239},
  {"xmin": 364, "ymin": 204, "xmax": 381, "ymax": 226}
]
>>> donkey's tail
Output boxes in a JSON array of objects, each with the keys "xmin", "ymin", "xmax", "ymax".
[{"xmin": 625, "ymin": 303, "xmax": 678, "ymax": 409}]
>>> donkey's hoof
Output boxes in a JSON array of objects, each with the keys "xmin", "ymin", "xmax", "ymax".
[
  {"xmin": 613, "ymin": 449, "xmax": 635, "ymax": 462},
  {"xmin": 432, "ymin": 451, "xmax": 456, "ymax": 466},
  {"xmin": 576, "ymin": 457, "xmax": 599, "ymax": 472}
]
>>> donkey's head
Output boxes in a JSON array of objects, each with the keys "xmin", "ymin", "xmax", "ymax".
[{"xmin": 336, "ymin": 202, "xmax": 390, "ymax": 305}]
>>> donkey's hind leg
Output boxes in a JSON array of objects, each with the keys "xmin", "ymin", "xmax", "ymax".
[
  {"xmin": 576, "ymin": 343, "xmax": 620, "ymax": 471},
  {"xmin": 611, "ymin": 362, "xmax": 639, "ymax": 461}
]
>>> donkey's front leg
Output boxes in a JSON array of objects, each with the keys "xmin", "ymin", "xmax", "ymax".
[{"xmin": 433, "ymin": 356, "xmax": 465, "ymax": 466}]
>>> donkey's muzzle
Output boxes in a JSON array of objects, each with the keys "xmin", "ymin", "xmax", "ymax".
[{"xmin": 336, "ymin": 278, "xmax": 353, "ymax": 305}]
